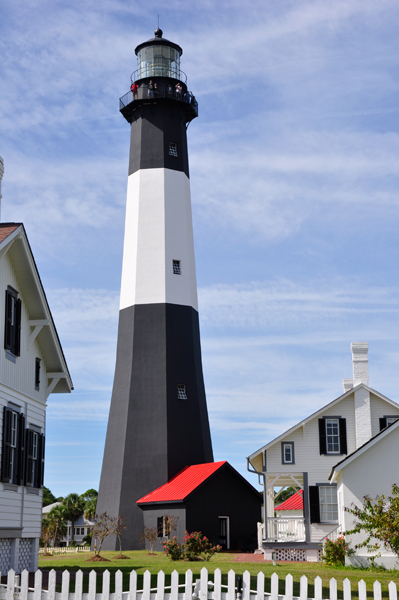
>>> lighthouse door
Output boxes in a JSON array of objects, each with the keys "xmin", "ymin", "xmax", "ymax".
[{"xmin": 218, "ymin": 516, "xmax": 230, "ymax": 549}]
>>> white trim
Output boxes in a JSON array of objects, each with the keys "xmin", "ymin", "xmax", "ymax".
[{"xmin": 218, "ymin": 516, "xmax": 230, "ymax": 550}]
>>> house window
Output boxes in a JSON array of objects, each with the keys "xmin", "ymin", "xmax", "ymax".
[
  {"xmin": 4, "ymin": 287, "xmax": 21, "ymax": 357},
  {"xmin": 35, "ymin": 358, "xmax": 41, "ymax": 390},
  {"xmin": 380, "ymin": 416, "xmax": 399, "ymax": 430},
  {"xmin": 281, "ymin": 442, "xmax": 294, "ymax": 464},
  {"xmin": 177, "ymin": 384, "xmax": 187, "ymax": 400},
  {"xmin": 169, "ymin": 142, "xmax": 178, "ymax": 157},
  {"xmin": 173, "ymin": 260, "xmax": 181, "ymax": 275},
  {"xmin": 318, "ymin": 417, "xmax": 347, "ymax": 455},
  {"xmin": 319, "ymin": 486, "xmax": 338, "ymax": 523},
  {"xmin": 1, "ymin": 405, "xmax": 25, "ymax": 485},
  {"xmin": 325, "ymin": 419, "xmax": 340, "ymax": 453}
]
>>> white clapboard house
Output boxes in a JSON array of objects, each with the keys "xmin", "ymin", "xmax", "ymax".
[
  {"xmin": 0, "ymin": 156, "xmax": 73, "ymax": 573},
  {"xmin": 247, "ymin": 342, "xmax": 399, "ymax": 562}
]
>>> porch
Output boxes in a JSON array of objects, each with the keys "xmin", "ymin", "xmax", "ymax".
[{"xmin": 262, "ymin": 472, "xmax": 307, "ymax": 544}]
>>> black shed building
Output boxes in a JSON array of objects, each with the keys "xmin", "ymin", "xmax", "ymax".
[{"xmin": 137, "ymin": 461, "xmax": 262, "ymax": 552}]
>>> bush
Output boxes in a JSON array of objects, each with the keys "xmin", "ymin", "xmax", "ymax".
[
  {"xmin": 322, "ymin": 536, "xmax": 354, "ymax": 566},
  {"xmin": 163, "ymin": 537, "xmax": 183, "ymax": 561},
  {"xmin": 163, "ymin": 531, "xmax": 222, "ymax": 561}
]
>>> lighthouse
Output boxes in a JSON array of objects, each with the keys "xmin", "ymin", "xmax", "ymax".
[{"xmin": 96, "ymin": 29, "xmax": 214, "ymax": 550}]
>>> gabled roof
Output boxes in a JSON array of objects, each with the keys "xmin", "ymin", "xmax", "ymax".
[
  {"xmin": 275, "ymin": 489, "xmax": 303, "ymax": 511},
  {"xmin": 0, "ymin": 223, "xmax": 72, "ymax": 393},
  {"xmin": 329, "ymin": 418, "xmax": 399, "ymax": 482},
  {"xmin": 137, "ymin": 462, "xmax": 226, "ymax": 504},
  {"xmin": 248, "ymin": 383, "xmax": 399, "ymax": 463}
]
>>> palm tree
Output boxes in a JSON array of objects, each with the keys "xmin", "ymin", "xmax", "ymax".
[
  {"xmin": 81, "ymin": 488, "xmax": 98, "ymax": 520},
  {"xmin": 62, "ymin": 493, "xmax": 85, "ymax": 544},
  {"xmin": 48, "ymin": 504, "xmax": 68, "ymax": 547}
]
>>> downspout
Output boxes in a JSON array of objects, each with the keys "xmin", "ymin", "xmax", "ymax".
[{"xmin": 247, "ymin": 458, "xmax": 267, "ymax": 540}]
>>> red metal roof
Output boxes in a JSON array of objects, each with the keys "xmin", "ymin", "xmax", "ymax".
[
  {"xmin": 275, "ymin": 489, "xmax": 303, "ymax": 511},
  {"xmin": 137, "ymin": 461, "xmax": 227, "ymax": 503}
]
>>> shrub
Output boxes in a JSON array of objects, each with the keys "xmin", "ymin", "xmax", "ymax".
[
  {"xmin": 163, "ymin": 536, "xmax": 183, "ymax": 561},
  {"xmin": 322, "ymin": 536, "xmax": 354, "ymax": 566},
  {"xmin": 163, "ymin": 531, "xmax": 222, "ymax": 561}
]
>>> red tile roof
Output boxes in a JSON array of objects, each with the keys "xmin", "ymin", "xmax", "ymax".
[
  {"xmin": 0, "ymin": 223, "xmax": 21, "ymax": 244},
  {"xmin": 275, "ymin": 489, "xmax": 303, "ymax": 511},
  {"xmin": 137, "ymin": 461, "xmax": 227, "ymax": 504}
]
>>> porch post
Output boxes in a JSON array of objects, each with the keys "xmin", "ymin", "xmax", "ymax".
[{"xmin": 303, "ymin": 472, "xmax": 310, "ymax": 542}]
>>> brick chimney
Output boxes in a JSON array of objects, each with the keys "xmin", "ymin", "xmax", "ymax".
[{"xmin": 350, "ymin": 342, "xmax": 371, "ymax": 448}]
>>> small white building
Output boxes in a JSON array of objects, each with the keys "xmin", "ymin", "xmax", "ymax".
[
  {"xmin": 329, "ymin": 418, "xmax": 399, "ymax": 569},
  {"xmin": 0, "ymin": 157, "xmax": 73, "ymax": 572},
  {"xmin": 248, "ymin": 342, "xmax": 399, "ymax": 562}
]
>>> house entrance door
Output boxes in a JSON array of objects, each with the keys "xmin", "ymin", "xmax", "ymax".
[{"xmin": 218, "ymin": 516, "xmax": 229, "ymax": 549}]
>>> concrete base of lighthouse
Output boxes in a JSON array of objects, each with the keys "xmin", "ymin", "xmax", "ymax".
[{"xmin": 96, "ymin": 303, "xmax": 213, "ymax": 550}]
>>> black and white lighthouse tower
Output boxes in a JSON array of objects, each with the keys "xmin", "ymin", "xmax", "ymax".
[{"xmin": 96, "ymin": 29, "xmax": 214, "ymax": 550}]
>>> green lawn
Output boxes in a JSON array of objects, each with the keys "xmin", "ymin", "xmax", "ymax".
[{"xmin": 38, "ymin": 550, "xmax": 399, "ymax": 598}]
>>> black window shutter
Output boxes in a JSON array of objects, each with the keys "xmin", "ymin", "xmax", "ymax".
[
  {"xmin": 25, "ymin": 429, "xmax": 34, "ymax": 486},
  {"xmin": 380, "ymin": 418, "xmax": 387, "ymax": 431},
  {"xmin": 37, "ymin": 434, "xmax": 45, "ymax": 488},
  {"xmin": 17, "ymin": 413, "xmax": 26, "ymax": 485},
  {"xmin": 339, "ymin": 418, "xmax": 347, "ymax": 454},
  {"xmin": 157, "ymin": 516, "xmax": 163, "ymax": 537},
  {"xmin": 309, "ymin": 486, "xmax": 320, "ymax": 523},
  {"xmin": 4, "ymin": 290, "xmax": 12, "ymax": 351},
  {"xmin": 1, "ymin": 406, "xmax": 13, "ymax": 483},
  {"xmin": 318, "ymin": 419, "xmax": 327, "ymax": 454},
  {"xmin": 15, "ymin": 298, "xmax": 21, "ymax": 356}
]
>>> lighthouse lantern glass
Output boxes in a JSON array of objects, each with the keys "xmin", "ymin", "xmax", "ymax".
[{"xmin": 137, "ymin": 45, "xmax": 181, "ymax": 80}]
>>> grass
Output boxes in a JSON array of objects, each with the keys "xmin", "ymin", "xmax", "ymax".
[{"xmin": 38, "ymin": 550, "xmax": 399, "ymax": 598}]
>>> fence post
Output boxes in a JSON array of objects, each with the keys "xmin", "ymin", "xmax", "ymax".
[
  {"xmin": 242, "ymin": 571, "xmax": 251, "ymax": 600},
  {"xmin": 227, "ymin": 570, "xmax": 235, "ymax": 600},
  {"xmin": 388, "ymin": 581, "xmax": 398, "ymax": 600},
  {"xmin": 314, "ymin": 576, "xmax": 322, "ymax": 600},
  {"xmin": 171, "ymin": 570, "xmax": 179, "ymax": 600},
  {"xmin": 285, "ymin": 574, "xmax": 293, "ymax": 600},
  {"xmin": 358, "ymin": 580, "xmax": 366, "ymax": 600},
  {"xmin": 329, "ymin": 578, "xmax": 337, "ymax": 600},
  {"xmin": 75, "ymin": 571, "xmax": 83, "ymax": 600},
  {"xmin": 6, "ymin": 569, "xmax": 15, "ymax": 600},
  {"xmin": 33, "ymin": 569, "xmax": 42, "ymax": 600},
  {"xmin": 343, "ymin": 578, "xmax": 351, "ymax": 600},
  {"xmin": 20, "ymin": 570, "xmax": 29, "ymax": 600},
  {"xmin": 299, "ymin": 575, "xmax": 308, "ymax": 600},
  {"xmin": 184, "ymin": 569, "xmax": 193, "ymax": 600},
  {"xmin": 143, "ymin": 570, "xmax": 151, "ymax": 600},
  {"xmin": 88, "ymin": 570, "xmax": 97, "ymax": 600},
  {"xmin": 256, "ymin": 571, "xmax": 264, "ymax": 600},
  {"xmin": 157, "ymin": 570, "xmax": 165, "ymax": 600},
  {"xmin": 115, "ymin": 570, "xmax": 123, "ymax": 600},
  {"xmin": 200, "ymin": 568, "xmax": 208, "ymax": 600},
  {"xmin": 129, "ymin": 570, "xmax": 138, "ymax": 600},
  {"xmin": 48, "ymin": 570, "xmax": 56, "ymax": 600},
  {"xmin": 102, "ymin": 570, "xmax": 110, "ymax": 600},
  {"xmin": 62, "ymin": 570, "xmax": 70, "ymax": 600},
  {"xmin": 373, "ymin": 581, "xmax": 382, "ymax": 600},
  {"xmin": 270, "ymin": 573, "xmax": 278, "ymax": 600}
]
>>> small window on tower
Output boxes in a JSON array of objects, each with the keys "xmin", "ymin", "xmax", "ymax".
[
  {"xmin": 169, "ymin": 142, "xmax": 178, "ymax": 157},
  {"xmin": 173, "ymin": 260, "xmax": 181, "ymax": 275},
  {"xmin": 177, "ymin": 384, "xmax": 187, "ymax": 400}
]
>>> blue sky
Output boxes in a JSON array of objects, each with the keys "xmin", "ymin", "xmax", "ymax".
[{"xmin": 1, "ymin": 0, "xmax": 399, "ymax": 497}]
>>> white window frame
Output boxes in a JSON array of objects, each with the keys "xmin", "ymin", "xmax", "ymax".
[
  {"xmin": 319, "ymin": 485, "xmax": 338, "ymax": 523},
  {"xmin": 9, "ymin": 411, "xmax": 18, "ymax": 482},
  {"xmin": 386, "ymin": 417, "xmax": 399, "ymax": 426},
  {"xmin": 218, "ymin": 516, "xmax": 230, "ymax": 550},
  {"xmin": 325, "ymin": 418, "xmax": 340, "ymax": 454},
  {"xmin": 282, "ymin": 442, "xmax": 294, "ymax": 464}
]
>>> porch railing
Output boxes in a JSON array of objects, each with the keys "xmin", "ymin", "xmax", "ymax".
[{"xmin": 265, "ymin": 517, "xmax": 306, "ymax": 542}]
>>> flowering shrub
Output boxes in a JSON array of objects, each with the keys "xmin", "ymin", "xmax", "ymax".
[
  {"xmin": 322, "ymin": 536, "xmax": 354, "ymax": 566},
  {"xmin": 163, "ymin": 531, "xmax": 222, "ymax": 561},
  {"xmin": 183, "ymin": 531, "xmax": 222, "ymax": 561},
  {"xmin": 163, "ymin": 537, "xmax": 183, "ymax": 561}
]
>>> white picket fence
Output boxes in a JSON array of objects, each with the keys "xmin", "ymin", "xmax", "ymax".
[
  {"xmin": 38, "ymin": 547, "xmax": 91, "ymax": 556},
  {"xmin": 0, "ymin": 568, "xmax": 398, "ymax": 600}
]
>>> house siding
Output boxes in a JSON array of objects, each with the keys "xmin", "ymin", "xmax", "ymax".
[{"xmin": 369, "ymin": 393, "xmax": 399, "ymax": 436}]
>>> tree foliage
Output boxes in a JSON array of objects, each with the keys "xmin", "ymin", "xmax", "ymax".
[
  {"xmin": 346, "ymin": 483, "xmax": 399, "ymax": 558},
  {"xmin": 115, "ymin": 514, "xmax": 129, "ymax": 555},
  {"xmin": 81, "ymin": 489, "xmax": 98, "ymax": 520},
  {"xmin": 48, "ymin": 504, "xmax": 68, "ymax": 547},
  {"xmin": 62, "ymin": 493, "xmax": 86, "ymax": 542},
  {"xmin": 92, "ymin": 512, "xmax": 118, "ymax": 556},
  {"xmin": 139, "ymin": 526, "xmax": 158, "ymax": 553}
]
